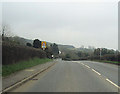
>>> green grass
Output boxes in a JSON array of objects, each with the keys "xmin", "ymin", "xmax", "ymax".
[
  {"xmin": 93, "ymin": 60, "xmax": 120, "ymax": 64},
  {"xmin": 2, "ymin": 58, "xmax": 52, "ymax": 77}
]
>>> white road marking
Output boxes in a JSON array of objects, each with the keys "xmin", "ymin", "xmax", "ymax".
[
  {"xmin": 78, "ymin": 62, "xmax": 119, "ymax": 89},
  {"xmin": 106, "ymin": 79, "xmax": 120, "ymax": 88},
  {"xmin": 85, "ymin": 65, "xmax": 90, "ymax": 68},
  {"xmin": 81, "ymin": 63, "xmax": 85, "ymax": 65},
  {"xmin": 92, "ymin": 69, "xmax": 101, "ymax": 76},
  {"xmin": 77, "ymin": 62, "xmax": 84, "ymax": 65}
]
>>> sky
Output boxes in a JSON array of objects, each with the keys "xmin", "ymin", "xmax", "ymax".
[{"xmin": 1, "ymin": 0, "xmax": 119, "ymax": 49}]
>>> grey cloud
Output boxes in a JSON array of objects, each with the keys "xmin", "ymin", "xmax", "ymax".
[{"xmin": 2, "ymin": 2, "xmax": 118, "ymax": 49}]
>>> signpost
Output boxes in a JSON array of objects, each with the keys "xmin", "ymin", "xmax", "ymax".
[
  {"xmin": 100, "ymin": 48, "xmax": 102, "ymax": 60},
  {"xmin": 41, "ymin": 41, "xmax": 46, "ymax": 50}
]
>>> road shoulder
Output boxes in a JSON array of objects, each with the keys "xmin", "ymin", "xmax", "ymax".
[{"xmin": 2, "ymin": 60, "xmax": 56, "ymax": 92}]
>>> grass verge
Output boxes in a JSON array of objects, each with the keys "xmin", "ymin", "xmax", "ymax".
[
  {"xmin": 2, "ymin": 58, "xmax": 52, "ymax": 77},
  {"xmin": 93, "ymin": 60, "xmax": 120, "ymax": 64}
]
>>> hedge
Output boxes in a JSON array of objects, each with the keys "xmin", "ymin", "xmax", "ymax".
[{"xmin": 2, "ymin": 41, "xmax": 47, "ymax": 65}]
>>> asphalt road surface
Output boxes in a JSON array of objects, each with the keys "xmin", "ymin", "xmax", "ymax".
[{"xmin": 11, "ymin": 60, "xmax": 119, "ymax": 92}]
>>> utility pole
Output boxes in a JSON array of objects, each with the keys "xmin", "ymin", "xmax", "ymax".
[{"xmin": 100, "ymin": 48, "xmax": 102, "ymax": 60}]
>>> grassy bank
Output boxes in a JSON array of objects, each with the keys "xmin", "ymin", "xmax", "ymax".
[
  {"xmin": 92, "ymin": 60, "xmax": 120, "ymax": 65},
  {"xmin": 2, "ymin": 58, "xmax": 52, "ymax": 77}
]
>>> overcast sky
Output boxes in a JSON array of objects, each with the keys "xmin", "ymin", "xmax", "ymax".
[{"xmin": 2, "ymin": 0, "xmax": 118, "ymax": 49}]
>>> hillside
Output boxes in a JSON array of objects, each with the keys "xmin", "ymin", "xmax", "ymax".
[
  {"xmin": 3, "ymin": 36, "xmax": 33, "ymax": 45},
  {"xmin": 4, "ymin": 36, "xmax": 96, "ymax": 60},
  {"xmin": 9, "ymin": 36, "xmax": 76, "ymax": 52}
]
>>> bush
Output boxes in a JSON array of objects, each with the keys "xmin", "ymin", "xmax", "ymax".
[
  {"xmin": 26, "ymin": 43, "xmax": 32, "ymax": 47},
  {"xmin": 44, "ymin": 47, "xmax": 53, "ymax": 59},
  {"xmin": 33, "ymin": 39, "xmax": 41, "ymax": 48},
  {"xmin": 101, "ymin": 54, "xmax": 116, "ymax": 61},
  {"xmin": 2, "ymin": 41, "xmax": 47, "ymax": 65}
]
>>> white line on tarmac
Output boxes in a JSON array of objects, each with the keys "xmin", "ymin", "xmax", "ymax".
[
  {"xmin": 92, "ymin": 69, "xmax": 101, "ymax": 76},
  {"xmin": 106, "ymin": 78, "xmax": 120, "ymax": 88},
  {"xmin": 79, "ymin": 63, "xmax": 120, "ymax": 89},
  {"xmin": 85, "ymin": 65, "xmax": 90, "ymax": 68},
  {"xmin": 81, "ymin": 63, "xmax": 84, "ymax": 65}
]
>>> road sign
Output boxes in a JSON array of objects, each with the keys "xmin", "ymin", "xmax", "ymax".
[{"xmin": 41, "ymin": 41, "xmax": 46, "ymax": 50}]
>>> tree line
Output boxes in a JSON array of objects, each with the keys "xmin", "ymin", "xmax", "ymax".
[
  {"xmin": 26, "ymin": 39, "xmax": 59, "ymax": 58},
  {"xmin": 62, "ymin": 47, "xmax": 120, "ymax": 62}
]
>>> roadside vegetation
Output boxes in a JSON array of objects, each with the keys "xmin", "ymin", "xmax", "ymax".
[
  {"xmin": 92, "ymin": 60, "xmax": 120, "ymax": 65},
  {"xmin": 60, "ymin": 47, "xmax": 120, "ymax": 65},
  {"xmin": 2, "ymin": 58, "xmax": 52, "ymax": 77},
  {"xmin": 2, "ymin": 25, "xmax": 59, "ymax": 77},
  {"xmin": 2, "ymin": 37, "xmax": 59, "ymax": 64},
  {"xmin": 2, "ymin": 24, "xmax": 120, "ymax": 77}
]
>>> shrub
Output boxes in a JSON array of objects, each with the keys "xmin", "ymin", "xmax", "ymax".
[
  {"xmin": 2, "ymin": 41, "xmax": 47, "ymax": 65},
  {"xmin": 26, "ymin": 43, "xmax": 32, "ymax": 47}
]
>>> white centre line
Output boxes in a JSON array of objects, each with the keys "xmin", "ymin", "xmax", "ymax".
[
  {"xmin": 79, "ymin": 63, "xmax": 120, "ymax": 89},
  {"xmin": 92, "ymin": 69, "xmax": 101, "ymax": 76},
  {"xmin": 106, "ymin": 79, "xmax": 120, "ymax": 88}
]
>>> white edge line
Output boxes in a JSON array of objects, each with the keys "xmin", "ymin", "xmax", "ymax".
[
  {"xmin": 106, "ymin": 79, "xmax": 120, "ymax": 88},
  {"xmin": 82, "ymin": 63, "xmax": 84, "ymax": 65},
  {"xmin": 2, "ymin": 70, "xmax": 42, "ymax": 92},
  {"xmin": 92, "ymin": 69, "xmax": 101, "ymax": 75},
  {"xmin": 85, "ymin": 65, "xmax": 90, "ymax": 68}
]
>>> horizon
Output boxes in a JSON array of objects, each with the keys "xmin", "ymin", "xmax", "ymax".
[{"xmin": 9, "ymin": 35, "xmax": 118, "ymax": 50}]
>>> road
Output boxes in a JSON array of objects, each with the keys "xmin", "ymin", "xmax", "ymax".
[{"xmin": 11, "ymin": 60, "xmax": 119, "ymax": 92}]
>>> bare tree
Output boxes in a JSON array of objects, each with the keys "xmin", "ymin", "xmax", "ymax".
[
  {"xmin": 2, "ymin": 25, "xmax": 5, "ymax": 37},
  {"xmin": 1, "ymin": 24, "xmax": 14, "ymax": 38}
]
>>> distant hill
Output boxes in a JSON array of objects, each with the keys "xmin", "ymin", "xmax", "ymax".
[
  {"xmin": 58, "ymin": 44, "xmax": 75, "ymax": 51},
  {"xmin": 4, "ymin": 36, "xmax": 33, "ymax": 45},
  {"xmin": 6, "ymin": 36, "xmax": 75, "ymax": 50},
  {"xmin": 4, "ymin": 36, "xmax": 95, "ymax": 60},
  {"xmin": 10, "ymin": 36, "xmax": 93, "ymax": 52},
  {"xmin": 76, "ymin": 47, "xmax": 94, "ymax": 53},
  {"xmin": 13, "ymin": 36, "xmax": 33, "ymax": 45},
  {"xmin": 58, "ymin": 45, "xmax": 75, "ymax": 49}
]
